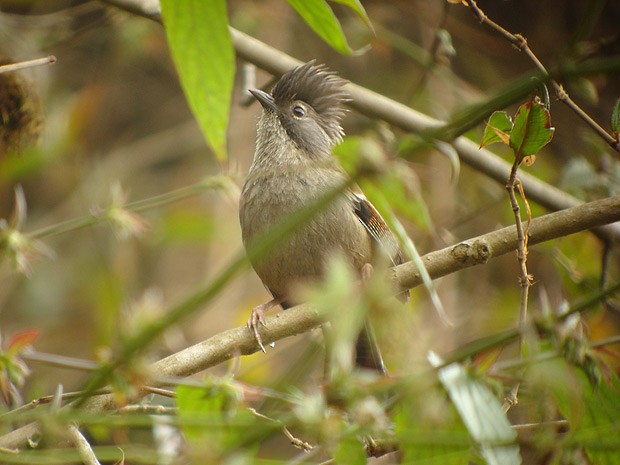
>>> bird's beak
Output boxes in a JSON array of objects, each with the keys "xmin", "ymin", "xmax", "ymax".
[{"xmin": 249, "ymin": 89, "xmax": 277, "ymax": 112}]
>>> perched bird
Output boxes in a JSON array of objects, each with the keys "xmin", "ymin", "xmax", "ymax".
[{"xmin": 239, "ymin": 61, "xmax": 407, "ymax": 373}]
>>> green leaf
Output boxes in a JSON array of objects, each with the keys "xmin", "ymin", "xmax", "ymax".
[
  {"xmin": 330, "ymin": 0, "xmax": 374, "ymax": 33},
  {"xmin": 287, "ymin": 0, "xmax": 366, "ymax": 55},
  {"xmin": 334, "ymin": 435, "xmax": 366, "ymax": 465},
  {"xmin": 578, "ymin": 376, "xmax": 620, "ymax": 465},
  {"xmin": 552, "ymin": 370, "xmax": 620, "ymax": 465},
  {"xmin": 509, "ymin": 98, "xmax": 555, "ymax": 159},
  {"xmin": 394, "ymin": 396, "xmax": 471, "ymax": 465},
  {"xmin": 176, "ymin": 380, "xmax": 256, "ymax": 454},
  {"xmin": 611, "ymin": 97, "xmax": 620, "ymax": 134},
  {"xmin": 160, "ymin": 0, "xmax": 234, "ymax": 161},
  {"xmin": 481, "ymin": 111, "xmax": 513, "ymax": 148},
  {"xmin": 532, "ymin": 360, "xmax": 620, "ymax": 465},
  {"xmin": 429, "ymin": 352, "xmax": 521, "ymax": 465}
]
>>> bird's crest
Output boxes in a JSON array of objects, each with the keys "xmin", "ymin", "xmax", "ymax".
[{"xmin": 272, "ymin": 61, "xmax": 349, "ymax": 143}]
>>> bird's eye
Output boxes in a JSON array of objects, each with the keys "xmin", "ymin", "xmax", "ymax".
[{"xmin": 292, "ymin": 105, "xmax": 306, "ymax": 118}]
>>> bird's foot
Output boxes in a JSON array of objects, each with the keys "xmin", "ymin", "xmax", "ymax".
[{"xmin": 247, "ymin": 297, "xmax": 282, "ymax": 352}]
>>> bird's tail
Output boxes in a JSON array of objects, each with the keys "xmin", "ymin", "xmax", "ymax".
[{"xmin": 355, "ymin": 319, "xmax": 388, "ymax": 374}]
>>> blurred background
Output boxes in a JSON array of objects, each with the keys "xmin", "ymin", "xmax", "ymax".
[{"xmin": 0, "ymin": 0, "xmax": 619, "ymax": 418}]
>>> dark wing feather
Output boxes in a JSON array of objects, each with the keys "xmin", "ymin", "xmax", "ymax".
[
  {"xmin": 352, "ymin": 192, "xmax": 410, "ymax": 301},
  {"xmin": 352, "ymin": 193, "xmax": 405, "ymax": 267}
]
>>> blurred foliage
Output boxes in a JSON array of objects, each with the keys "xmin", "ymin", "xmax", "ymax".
[{"xmin": 0, "ymin": 0, "xmax": 619, "ymax": 464}]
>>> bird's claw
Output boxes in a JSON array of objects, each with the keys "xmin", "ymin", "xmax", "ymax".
[
  {"xmin": 246, "ymin": 297, "xmax": 284, "ymax": 353},
  {"xmin": 247, "ymin": 305, "xmax": 268, "ymax": 352}
]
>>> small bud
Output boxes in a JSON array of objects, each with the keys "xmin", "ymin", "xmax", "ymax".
[{"xmin": 101, "ymin": 183, "xmax": 149, "ymax": 239}]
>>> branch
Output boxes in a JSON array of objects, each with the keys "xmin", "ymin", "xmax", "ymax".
[
  {"xmin": 464, "ymin": 0, "xmax": 620, "ymax": 154},
  {"xmin": 392, "ymin": 195, "xmax": 620, "ymax": 291},
  {"xmin": 98, "ymin": 0, "xmax": 620, "ymax": 243},
  {"xmin": 0, "ymin": 56, "xmax": 56, "ymax": 75},
  {"xmin": 2, "ymin": 195, "xmax": 618, "ymax": 450},
  {"xmin": 68, "ymin": 424, "xmax": 101, "ymax": 465}
]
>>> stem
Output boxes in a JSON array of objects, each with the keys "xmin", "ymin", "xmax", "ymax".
[
  {"xmin": 504, "ymin": 156, "xmax": 532, "ymax": 412},
  {"xmin": 101, "ymin": 0, "xmax": 620, "ymax": 243},
  {"xmin": 27, "ymin": 176, "xmax": 233, "ymax": 240},
  {"xmin": 0, "ymin": 56, "xmax": 56, "ymax": 75},
  {"xmin": 465, "ymin": 0, "xmax": 620, "ymax": 154}
]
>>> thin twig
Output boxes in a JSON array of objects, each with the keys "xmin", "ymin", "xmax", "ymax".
[
  {"xmin": 0, "ymin": 389, "xmax": 113, "ymax": 420},
  {"xmin": 97, "ymin": 0, "xmax": 620, "ymax": 243},
  {"xmin": 0, "ymin": 56, "xmax": 56, "ymax": 74},
  {"xmin": 464, "ymin": 0, "xmax": 620, "ymax": 154},
  {"xmin": 248, "ymin": 408, "xmax": 314, "ymax": 452},
  {"xmin": 119, "ymin": 404, "xmax": 176, "ymax": 415},
  {"xmin": 408, "ymin": 1, "xmax": 452, "ymax": 95},
  {"xmin": 141, "ymin": 386, "xmax": 176, "ymax": 398},
  {"xmin": 27, "ymin": 176, "xmax": 235, "ymax": 240},
  {"xmin": 513, "ymin": 419, "xmax": 569, "ymax": 431},
  {"xmin": 502, "ymin": 146, "xmax": 534, "ymax": 412},
  {"xmin": 592, "ymin": 334, "xmax": 620, "ymax": 348},
  {"xmin": 22, "ymin": 351, "xmax": 99, "ymax": 371}
]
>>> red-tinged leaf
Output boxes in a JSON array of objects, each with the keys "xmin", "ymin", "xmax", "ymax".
[
  {"xmin": 510, "ymin": 98, "xmax": 555, "ymax": 159},
  {"xmin": 7, "ymin": 329, "xmax": 40, "ymax": 353},
  {"xmin": 481, "ymin": 111, "xmax": 513, "ymax": 148},
  {"xmin": 472, "ymin": 347, "xmax": 503, "ymax": 373}
]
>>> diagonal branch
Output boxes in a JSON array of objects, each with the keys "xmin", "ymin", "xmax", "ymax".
[
  {"xmin": 464, "ymin": 0, "xmax": 620, "ymax": 154},
  {"xmin": 98, "ymin": 0, "xmax": 620, "ymax": 243},
  {"xmin": 2, "ymin": 195, "xmax": 618, "ymax": 450}
]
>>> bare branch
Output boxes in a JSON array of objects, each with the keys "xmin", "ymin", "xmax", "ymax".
[
  {"xmin": 393, "ymin": 195, "xmax": 620, "ymax": 291},
  {"xmin": 97, "ymin": 0, "xmax": 620, "ymax": 243},
  {"xmin": 2, "ymin": 195, "xmax": 618, "ymax": 450},
  {"xmin": 0, "ymin": 56, "xmax": 56, "ymax": 75}
]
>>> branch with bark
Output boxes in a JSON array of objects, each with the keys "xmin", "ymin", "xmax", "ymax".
[
  {"xmin": 2, "ymin": 0, "xmax": 618, "ymax": 459},
  {"xmin": 100, "ymin": 0, "xmax": 620, "ymax": 244},
  {"xmin": 2, "ymin": 194, "xmax": 618, "ymax": 450}
]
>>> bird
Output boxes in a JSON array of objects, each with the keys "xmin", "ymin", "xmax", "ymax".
[{"xmin": 239, "ymin": 61, "xmax": 408, "ymax": 373}]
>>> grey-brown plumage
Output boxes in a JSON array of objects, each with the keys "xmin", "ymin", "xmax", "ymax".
[{"xmin": 239, "ymin": 61, "xmax": 407, "ymax": 373}]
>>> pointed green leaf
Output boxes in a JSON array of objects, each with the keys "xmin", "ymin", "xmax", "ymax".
[
  {"xmin": 510, "ymin": 98, "xmax": 555, "ymax": 159},
  {"xmin": 287, "ymin": 0, "xmax": 366, "ymax": 55},
  {"xmin": 160, "ymin": 0, "xmax": 234, "ymax": 161},
  {"xmin": 611, "ymin": 97, "xmax": 620, "ymax": 134},
  {"xmin": 330, "ymin": 0, "xmax": 374, "ymax": 33},
  {"xmin": 481, "ymin": 111, "xmax": 513, "ymax": 148},
  {"xmin": 430, "ymin": 352, "xmax": 521, "ymax": 465}
]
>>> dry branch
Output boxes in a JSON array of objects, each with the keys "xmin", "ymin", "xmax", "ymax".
[
  {"xmin": 99, "ymin": 0, "xmax": 620, "ymax": 244},
  {"xmin": 2, "ymin": 195, "xmax": 618, "ymax": 450}
]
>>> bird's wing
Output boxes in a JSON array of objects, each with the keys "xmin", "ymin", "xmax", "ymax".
[
  {"xmin": 351, "ymin": 192, "xmax": 405, "ymax": 267},
  {"xmin": 351, "ymin": 191, "xmax": 410, "ymax": 303}
]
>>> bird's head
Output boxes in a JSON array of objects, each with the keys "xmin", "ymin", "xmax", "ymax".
[{"xmin": 250, "ymin": 61, "xmax": 349, "ymax": 158}]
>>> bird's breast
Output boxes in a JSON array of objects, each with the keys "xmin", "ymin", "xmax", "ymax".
[{"xmin": 239, "ymin": 167, "xmax": 372, "ymax": 297}]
